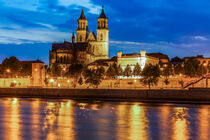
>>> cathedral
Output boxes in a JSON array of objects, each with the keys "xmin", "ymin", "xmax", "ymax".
[{"xmin": 49, "ymin": 7, "xmax": 109, "ymax": 67}]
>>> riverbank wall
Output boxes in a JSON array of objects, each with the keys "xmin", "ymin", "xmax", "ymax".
[{"xmin": 0, "ymin": 88, "xmax": 209, "ymax": 102}]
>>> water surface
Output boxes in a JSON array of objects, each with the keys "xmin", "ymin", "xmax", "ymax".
[{"xmin": 0, "ymin": 98, "xmax": 209, "ymax": 140}]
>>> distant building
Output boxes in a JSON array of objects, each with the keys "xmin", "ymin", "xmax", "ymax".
[
  {"xmin": 116, "ymin": 50, "xmax": 161, "ymax": 70},
  {"xmin": 183, "ymin": 55, "xmax": 210, "ymax": 65},
  {"xmin": 49, "ymin": 7, "xmax": 109, "ymax": 67},
  {"xmin": 31, "ymin": 60, "xmax": 46, "ymax": 87},
  {"xmin": 88, "ymin": 50, "xmax": 168, "ymax": 72}
]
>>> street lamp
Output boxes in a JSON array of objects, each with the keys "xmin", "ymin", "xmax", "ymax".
[
  {"xmin": 50, "ymin": 79, "xmax": 54, "ymax": 87},
  {"xmin": 6, "ymin": 69, "xmax": 11, "ymax": 73},
  {"xmin": 61, "ymin": 67, "xmax": 66, "ymax": 78},
  {"xmin": 67, "ymin": 79, "xmax": 70, "ymax": 88}
]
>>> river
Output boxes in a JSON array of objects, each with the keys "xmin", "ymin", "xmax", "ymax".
[{"xmin": 0, "ymin": 98, "xmax": 209, "ymax": 140}]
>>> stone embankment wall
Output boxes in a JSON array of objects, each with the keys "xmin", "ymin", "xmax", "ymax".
[
  {"xmin": 0, "ymin": 88, "xmax": 209, "ymax": 102},
  {"xmin": 52, "ymin": 77, "xmax": 209, "ymax": 89},
  {"xmin": 0, "ymin": 78, "xmax": 31, "ymax": 88},
  {"xmin": 0, "ymin": 77, "xmax": 209, "ymax": 89}
]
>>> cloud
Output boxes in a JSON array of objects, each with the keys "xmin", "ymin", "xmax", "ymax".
[
  {"xmin": 0, "ymin": 0, "xmax": 40, "ymax": 11},
  {"xmin": 58, "ymin": 0, "xmax": 101, "ymax": 14},
  {"xmin": 0, "ymin": 26, "xmax": 72, "ymax": 44},
  {"xmin": 110, "ymin": 40, "xmax": 210, "ymax": 58},
  {"xmin": 194, "ymin": 36, "xmax": 208, "ymax": 41}
]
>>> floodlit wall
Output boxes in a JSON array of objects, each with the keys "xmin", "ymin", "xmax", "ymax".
[{"xmin": 0, "ymin": 78, "xmax": 31, "ymax": 88}]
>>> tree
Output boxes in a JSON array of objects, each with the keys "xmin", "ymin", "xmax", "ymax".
[
  {"xmin": 0, "ymin": 65, "xmax": 3, "ymax": 77},
  {"xmin": 84, "ymin": 67, "xmax": 105, "ymax": 88},
  {"xmin": 164, "ymin": 79, "xmax": 170, "ymax": 85},
  {"xmin": 20, "ymin": 62, "xmax": 32, "ymax": 77},
  {"xmin": 1, "ymin": 56, "xmax": 21, "ymax": 77},
  {"xmin": 184, "ymin": 58, "xmax": 200, "ymax": 77},
  {"xmin": 78, "ymin": 77, "xmax": 83, "ymax": 86},
  {"xmin": 66, "ymin": 62, "xmax": 85, "ymax": 88},
  {"xmin": 133, "ymin": 63, "xmax": 141, "ymax": 76},
  {"xmin": 117, "ymin": 64, "xmax": 123, "ymax": 76},
  {"xmin": 174, "ymin": 63, "xmax": 184, "ymax": 75},
  {"xmin": 49, "ymin": 63, "xmax": 62, "ymax": 77},
  {"xmin": 106, "ymin": 64, "xmax": 115, "ymax": 79},
  {"xmin": 162, "ymin": 64, "xmax": 173, "ymax": 79},
  {"xmin": 141, "ymin": 64, "xmax": 161, "ymax": 89},
  {"xmin": 197, "ymin": 64, "xmax": 208, "ymax": 76},
  {"xmin": 171, "ymin": 56, "xmax": 182, "ymax": 62},
  {"xmin": 112, "ymin": 62, "xmax": 118, "ymax": 76},
  {"xmin": 123, "ymin": 65, "xmax": 132, "ymax": 77}
]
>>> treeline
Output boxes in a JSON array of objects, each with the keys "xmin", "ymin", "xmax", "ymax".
[
  {"xmin": 0, "ymin": 56, "xmax": 32, "ymax": 78},
  {"xmin": 48, "ymin": 57, "xmax": 210, "ymax": 88}
]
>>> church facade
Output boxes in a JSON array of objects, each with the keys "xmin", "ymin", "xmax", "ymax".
[{"xmin": 49, "ymin": 7, "xmax": 109, "ymax": 67}]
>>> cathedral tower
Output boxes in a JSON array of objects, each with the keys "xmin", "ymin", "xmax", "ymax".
[
  {"xmin": 96, "ymin": 6, "xmax": 109, "ymax": 58},
  {"xmin": 76, "ymin": 9, "xmax": 88, "ymax": 43}
]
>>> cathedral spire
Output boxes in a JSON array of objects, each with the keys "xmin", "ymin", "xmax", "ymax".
[
  {"xmin": 72, "ymin": 31, "xmax": 75, "ymax": 43},
  {"xmin": 79, "ymin": 9, "xmax": 86, "ymax": 20},
  {"xmin": 99, "ymin": 6, "xmax": 107, "ymax": 19}
]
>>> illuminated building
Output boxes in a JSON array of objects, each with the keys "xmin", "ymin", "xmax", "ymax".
[{"xmin": 49, "ymin": 7, "xmax": 109, "ymax": 67}]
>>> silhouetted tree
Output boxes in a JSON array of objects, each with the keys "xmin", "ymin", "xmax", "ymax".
[
  {"xmin": 1, "ymin": 56, "xmax": 21, "ymax": 77},
  {"xmin": 184, "ymin": 58, "xmax": 200, "ymax": 77},
  {"xmin": 78, "ymin": 77, "xmax": 83, "ymax": 86},
  {"xmin": 123, "ymin": 65, "xmax": 132, "ymax": 77},
  {"xmin": 84, "ymin": 67, "xmax": 105, "ymax": 88},
  {"xmin": 117, "ymin": 64, "xmax": 123, "ymax": 76},
  {"xmin": 197, "ymin": 64, "xmax": 208, "ymax": 76},
  {"xmin": 171, "ymin": 56, "xmax": 182, "ymax": 62},
  {"xmin": 141, "ymin": 64, "xmax": 161, "ymax": 89},
  {"xmin": 164, "ymin": 79, "xmax": 170, "ymax": 85},
  {"xmin": 162, "ymin": 64, "xmax": 173, "ymax": 79},
  {"xmin": 106, "ymin": 64, "xmax": 115, "ymax": 79},
  {"xmin": 66, "ymin": 62, "xmax": 85, "ymax": 88},
  {"xmin": 20, "ymin": 62, "xmax": 32, "ymax": 77},
  {"xmin": 174, "ymin": 63, "xmax": 184, "ymax": 75},
  {"xmin": 49, "ymin": 63, "xmax": 62, "ymax": 77},
  {"xmin": 133, "ymin": 63, "xmax": 141, "ymax": 76}
]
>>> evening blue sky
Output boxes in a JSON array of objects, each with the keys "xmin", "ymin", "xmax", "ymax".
[{"xmin": 0, "ymin": 0, "xmax": 210, "ymax": 64}]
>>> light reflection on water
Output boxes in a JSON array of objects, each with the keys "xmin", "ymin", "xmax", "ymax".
[{"xmin": 0, "ymin": 98, "xmax": 209, "ymax": 140}]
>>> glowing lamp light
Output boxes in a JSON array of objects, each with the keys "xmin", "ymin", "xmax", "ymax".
[
  {"xmin": 67, "ymin": 80, "xmax": 70, "ymax": 83},
  {"xmin": 35, "ymin": 68, "xmax": 38, "ymax": 71},
  {"xmin": 50, "ymin": 79, "xmax": 54, "ymax": 83},
  {"xmin": 58, "ymin": 84, "xmax": 61, "ymax": 87},
  {"xmin": 13, "ymin": 80, "xmax": 17, "ymax": 83},
  {"xmin": 6, "ymin": 69, "xmax": 11, "ymax": 73},
  {"xmin": 134, "ymin": 80, "xmax": 137, "ymax": 83}
]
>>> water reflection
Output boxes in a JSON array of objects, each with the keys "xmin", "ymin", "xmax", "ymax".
[
  {"xmin": 31, "ymin": 99, "xmax": 41, "ymax": 140},
  {"xmin": 116, "ymin": 103, "xmax": 148, "ymax": 140},
  {"xmin": 171, "ymin": 107, "xmax": 189, "ymax": 140},
  {"xmin": 57, "ymin": 100, "xmax": 75, "ymax": 140},
  {"xmin": 198, "ymin": 106, "xmax": 210, "ymax": 140},
  {"xmin": 0, "ymin": 98, "xmax": 210, "ymax": 140},
  {"xmin": 160, "ymin": 106, "xmax": 171, "ymax": 140},
  {"xmin": 128, "ymin": 104, "xmax": 148, "ymax": 140},
  {"xmin": 3, "ymin": 98, "xmax": 21, "ymax": 140}
]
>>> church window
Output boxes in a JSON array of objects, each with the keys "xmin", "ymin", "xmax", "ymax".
[
  {"xmin": 83, "ymin": 23, "xmax": 85, "ymax": 29},
  {"xmin": 80, "ymin": 35, "xmax": 82, "ymax": 41},
  {"xmin": 60, "ymin": 56, "xmax": 63, "ymax": 63},
  {"xmin": 64, "ymin": 56, "xmax": 66, "ymax": 64},
  {"xmin": 101, "ymin": 34, "xmax": 103, "ymax": 41},
  {"xmin": 80, "ymin": 22, "xmax": 82, "ymax": 28}
]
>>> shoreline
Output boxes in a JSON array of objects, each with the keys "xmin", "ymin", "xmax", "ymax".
[{"xmin": 0, "ymin": 88, "xmax": 209, "ymax": 103}]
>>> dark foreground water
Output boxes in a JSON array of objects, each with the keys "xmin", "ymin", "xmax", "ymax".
[{"xmin": 0, "ymin": 98, "xmax": 209, "ymax": 140}]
